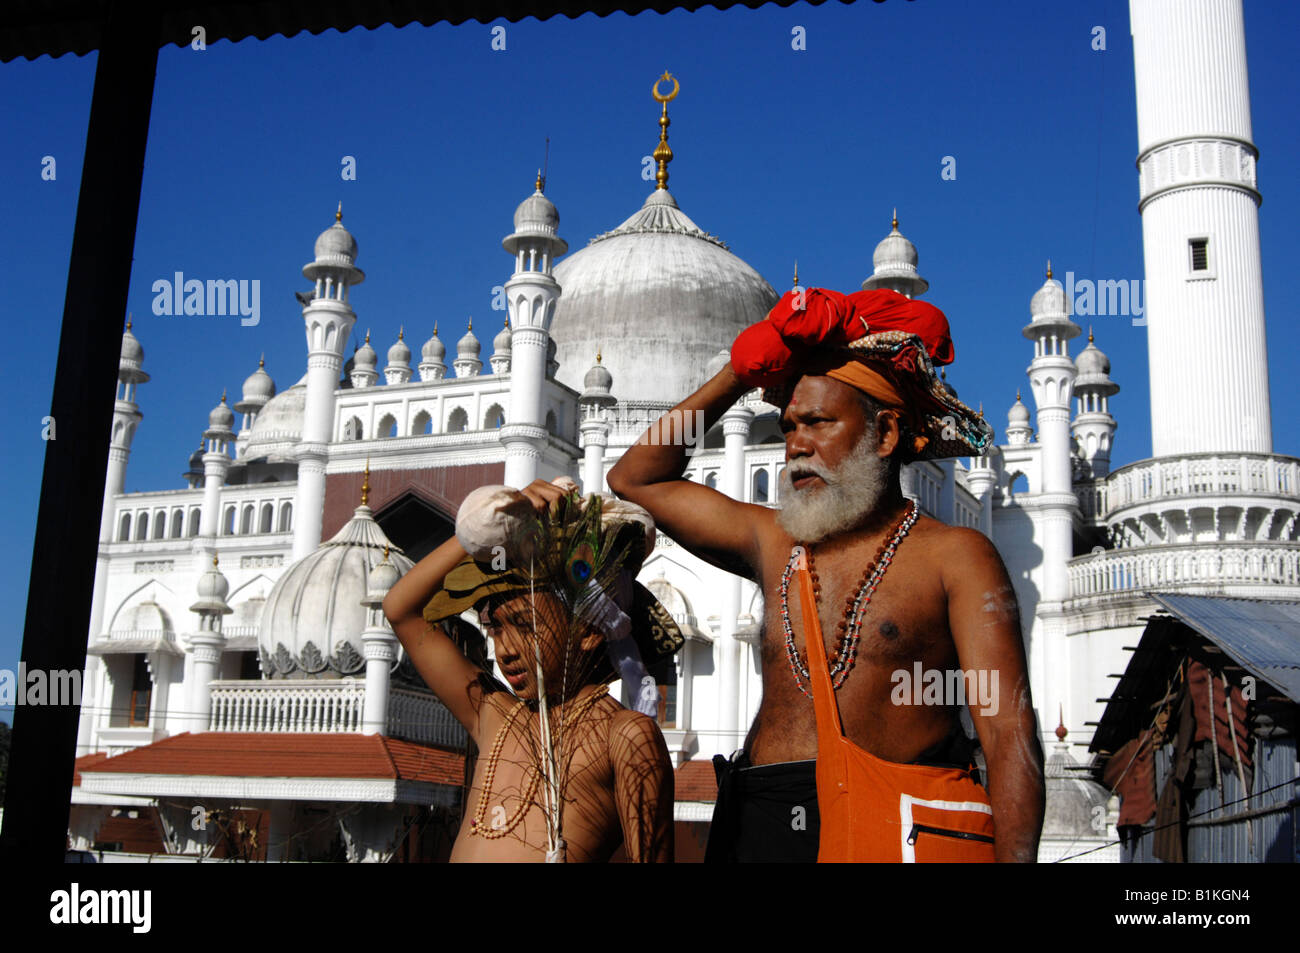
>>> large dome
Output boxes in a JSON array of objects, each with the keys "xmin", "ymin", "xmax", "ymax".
[
  {"xmin": 258, "ymin": 504, "xmax": 414, "ymax": 679},
  {"xmin": 551, "ymin": 189, "xmax": 777, "ymax": 405},
  {"xmin": 244, "ymin": 374, "xmax": 306, "ymax": 462}
]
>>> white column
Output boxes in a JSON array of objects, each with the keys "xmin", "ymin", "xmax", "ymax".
[
  {"xmin": 199, "ymin": 452, "xmax": 229, "ymax": 539},
  {"xmin": 717, "ymin": 403, "xmax": 753, "ymax": 749},
  {"xmin": 189, "ymin": 635, "xmax": 223, "ymax": 732},
  {"xmin": 579, "ymin": 410, "xmax": 610, "ymax": 494},
  {"xmin": 502, "ymin": 325, "xmax": 550, "ymax": 488},
  {"xmin": 362, "ymin": 629, "xmax": 397, "ymax": 735}
]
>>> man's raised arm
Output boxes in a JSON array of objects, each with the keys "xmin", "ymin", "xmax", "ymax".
[{"xmin": 606, "ymin": 362, "xmax": 772, "ymax": 578}]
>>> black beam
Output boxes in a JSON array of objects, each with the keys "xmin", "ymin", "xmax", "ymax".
[{"xmin": 0, "ymin": 5, "xmax": 159, "ymax": 863}]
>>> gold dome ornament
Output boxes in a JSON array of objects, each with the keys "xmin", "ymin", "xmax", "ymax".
[{"xmin": 651, "ymin": 71, "xmax": 679, "ymax": 191}]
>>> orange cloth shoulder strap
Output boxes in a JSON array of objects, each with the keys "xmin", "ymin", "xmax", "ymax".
[{"xmin": 792, "ymin": 546, "xmax": 843, "ymax": 739}]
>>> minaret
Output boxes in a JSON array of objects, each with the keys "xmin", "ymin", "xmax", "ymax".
[
  {"xmin": 418, "ymin": 323, "xmax": 447, "ymax": 381},
  {"xmin": 453, "ymin": 319, "xmax": 482, "ymax": 379},
  {"xmin": 294, "ymin": 205, "xmax": 363, "ymax": 560},
  {"xmin": 384, "ymin": 327, "xmax": 412, "ymax": 385},
  {"xmin": 350, "ymin": 330, "xmax": 379, "ymax": 389},
  {"xmin": 964, "ymin": 405, "xmax": 998, "ymax": 537},
  {"xmin": 1022, "ymin": 262, "xmax": 1081, "ymax": 603},
  {"xmin": 198, "ymin": 392, "xmax": 235, "ymax": 541},
  {"xmin": 360, "ymin": 541, "xmax": 400, "ymax": 735},
  {"xmin": 500, "ymin": 170, "xmax": 568, "ymax": 488},
  {"xmin": 188, "ymin": 553, "xmax": 232, "ymax": 732},
  {"xmin": 233, "ymin": 356, "xmax": 275, "ymax": 460},
  {"xmin": 1071, "ymin": 328, "xmax": 1121, "ymax": 478},
  {"xmin": 578, "ymin": 353, "xmax": 616, "ymax": 494},
  {"xmin": 861, "ymin": 210, "xmax": 930, "ymax": 298},
  {"xmin": 1006, "ymin": 390, "xmax": 1033, "ymax": 446},
  {"xmin": 1131, "ymin": 0, "xmax": 1271, "ymax": 455}
]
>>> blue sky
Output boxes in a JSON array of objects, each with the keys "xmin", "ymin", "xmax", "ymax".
[{"xmin": 2, "ymin": 0, "xmax": 1298, "ymax": 687}]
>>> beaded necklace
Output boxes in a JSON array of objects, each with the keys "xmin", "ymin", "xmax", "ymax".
[
  {"xmin": 779, "ymin": 499, "xmax": 919, "ymax": 697},
  {"xmin": 469, "ymin": 684, "xmax": 609, "ymax": 839}
]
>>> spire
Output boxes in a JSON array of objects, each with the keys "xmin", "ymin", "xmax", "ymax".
[
  {"xmin": 1046, "ymin": 258, "xmax": 1053, "ymax": 280},
  {"xmin": 467, "ymin": 317, "xmax": 473, "ymax": 332},
  {"xmin": 596, "ymin": 350, "xmax": 602, "ymax": 364},
  {"xmin": 364, "ymin": 329, "xmax": 370, "ymax": 344},
  {"xmin": 126, "ymin": 315, "xmax": 132, "ymax": 331},
  {"xmin": 651, "ymin": 71, "xmax": 679, "ymax": 191},
  {"xmin": 336, "ymin": 201, "xmax": 343, "ymax": 223},
  {"xmin": 220, "ymin": 388, "xmax": 226, "ymax": 403},
  {"xmin": 433, "ymin": 321, "xmax": 438, "ymax": 337},
  {"xmin": 259, "ymin": 353, "xmax": 265, "ymax": 368},
  {"xmin": 793, "ymin": 260, "xmax": 799, "ymax": 287},
  {"xmin": 1088, "ymin": 325, "xmax": 1095, "ymax": 343},
  {"xmin": 891, "ymin": 208, "xmax": 898, "ymax": 230},
  {"xmin": 1055, "ymin": 705, "xmax": 1067, "ymax": 742},
  {"xmin": 360, "ymin": 458, "xmax": 371, "ymax": 507},
  {"xmin": 1016, "ymin": 388, "xmax": 1022, "ymax": 401},
  {"xmin": 398, "ymin": 325, "xmax": 404, "ymax": 340}
]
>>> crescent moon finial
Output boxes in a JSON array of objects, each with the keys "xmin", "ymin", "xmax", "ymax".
[{"xmin": 651, "ymin": 72, "xmax": 679, "ymax": 191}]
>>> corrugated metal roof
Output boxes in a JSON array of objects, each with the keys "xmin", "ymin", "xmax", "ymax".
[
  {"xmin": 0, "ymin": 0, "xmax": 884, "ymax": 63},
  {"xmin": 1150, "ymin": 592, "xmax": 1300, "ymax": 704}
]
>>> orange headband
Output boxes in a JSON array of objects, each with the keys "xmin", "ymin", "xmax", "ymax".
[{"xmin": 819, "ymin": 358, "xmax": 931, "ymax": 456}]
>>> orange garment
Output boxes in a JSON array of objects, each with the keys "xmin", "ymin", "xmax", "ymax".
[{"xmin": 794, "ymin": 550, "xmax": 996, "ymax": 862}]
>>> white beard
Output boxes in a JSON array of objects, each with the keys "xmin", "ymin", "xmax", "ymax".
[{"xmin": 777, "ymin": 433, "xmax": 891, "ymax": 544}]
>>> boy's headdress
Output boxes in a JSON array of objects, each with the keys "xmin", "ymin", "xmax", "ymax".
[{"xmin": 423, "ymin": 479, "xmax": 683, "ymax": 714}]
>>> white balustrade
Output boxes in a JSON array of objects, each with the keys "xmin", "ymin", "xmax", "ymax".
[
  {"xmin": 1105, "ymin": 453, "xmax": 1300, "ymax": 513},
  {"xmin": 1068, "ymin": 544, "xmax": 1300, "ymax": 599}
]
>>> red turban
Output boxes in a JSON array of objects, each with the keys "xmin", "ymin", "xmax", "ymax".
[{"xmin": 731, "ymin": 287, "xmax": 955, "ymax": 389}]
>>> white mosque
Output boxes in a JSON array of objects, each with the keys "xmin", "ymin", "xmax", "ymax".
[{"xmin": 69, "ymin": 0, "xmax": 1299, "ymax": 862}]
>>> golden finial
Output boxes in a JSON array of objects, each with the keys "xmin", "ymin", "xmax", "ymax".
[
  {"xmin": 382, "ymin": 544, "xmax": 390, "ymax": 562},
  {"xmin": 364, "ymin": 329, "xmax": 370, "ymax": 344},
  {"xmin": 941, "ymin": 368, "xmax": 947, "ymax": 380},
  {"xmin": 1055, "ymin": 704, "xmax": 1068, "ymax": 742},
  {"xmin": 1016, "ymin": 388, "xmax": 1022, "ymax": 402},
  {"xmin": 213, "ymin": 552, "xmax": 219, "ymax": 568},
  {"xmin": 503, "ymin": 314, "xmax": 509, "ymax": 329},
  {"xmin": 651, "ymin": 71, "xmax": 680, "ymax": 191},
  {"xmin": 398, "ymin": 325, "xmax": 404, "ymax": 340},
  {"xmin": 220, "ymin": 388, "xmax": 227, "ymax": 403},
  {"xmin": 891, "ymin": 208, "xmax": 898, "ymax": 230},
  {"xmin": 360, "ymin": 458, "xmax": 371, "ymax": 507},
  {"xmin": 536, "ymin": 168, "xmax": 543, "ymax": 192},
  {"xmin": 596, "ymin": 350, "xmax": 602, "ymax": 364},
  {"xmin": 978, "ymin": 402, "xmax": 984, "ymax": 418},
  {"xmin": 793, "ymin": 260, "xmax": 799, "ymax": 287},
  {"xmin": 467, "ymin": 317, "xmax": 473, "ymax": 332},
  {"xmin": 126, "ymin": 314, "xmax": 132, "ymax": 331},
  {"xmin": 336, "ymin": 201, "xmax": 343, "ymax": 223},
  {"xmin": 433, "ymin": 321, "xmax": 439, "ymax": 337},
  {"xmin": 259, "ymin": 353, "xmax": 265, "ymax": 368},
  {"xmin": 1088, "ymin": 325, "xmax": 1095, "ymax": 343},
  {"xmin": 1046, "ymin": 259, "xmax": 1053, "ymax": 280}
]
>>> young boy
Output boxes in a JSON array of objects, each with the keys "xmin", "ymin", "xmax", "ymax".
[{"xmin": 382, "ymin": 477, "xmax": 682, "ymax": 862}]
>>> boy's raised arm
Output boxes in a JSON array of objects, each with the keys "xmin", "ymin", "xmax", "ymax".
[
  {"xmin": 610, "ymin": 710, "xmax": 675, "ymax": 863},
  {"xmin": 382, "ymin": 535, "xmax": 490, "ymax": 741},
  {"xmin": 606, "ymin": 361, "xmax": 771, "ymax": 579}
]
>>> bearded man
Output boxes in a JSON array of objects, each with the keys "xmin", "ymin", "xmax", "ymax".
[{"xmin": 607, "ymin": 287, "xmax": 1045, "ymax": 862}]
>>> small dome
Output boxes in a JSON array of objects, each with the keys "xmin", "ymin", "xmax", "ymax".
[
  {"xmin": 120, "ymin": 324, "xmax": 143, "ymax": 363},
  {"xmin": 244, "ymin": 375, "xmax": 307, "ymax": 462},
  {"xmin": 704, "ymin": 348, "xmax": 730, "ymax": 382},
  {"xmin": 422, "ymin": 325, "xmax": 446, "ymax": 361},
  {"xmin": 195, "ymin": 555, "xmax": 231, "ymax": 603},
  {"xmin": 1008, "ymin": 393, "xmax": 1031, "ymax": 426},
  {"xmin": 1030, "ymin": 263, "xmax": 1069, "ymax": 321},
  {"xmin": 1075, "ymin": 333, "xmax": 1111, "ymax": 377},
  {"xmin": 584, "ymin": 357, "xmax": 613, "ymax": 392},
  {"xmin": 513, "ymin": 188, "xmax": 560, "ymax": 234},
  {"xmin": 387, "ymin": 328, "xmax": 411, "ymax": 366},
  {"xmin": 1042, "ymin": 744, "xmax": 1112, "ymax": 839},
  {"xmin": 241, "ymin": 357, "xmax": 275, "ymax": 404},
  {"xmin": 457, "ymin": 321, "xmax": 481, "ymax": 358},
  {"xmin": 314, "ymin": 220, "xmax": 358, "ymax": 266},
  {"xmin": 355, "ymin": 331, "xmax": 378, "ymax": 369},
  {"xmin": 187, "ymin": 442, "xmax": 205, "ymax": 471},
  {"xmin": 861, "ymin": 213, "xmax": 929, "ymax": 296},
  {"xmin": 111, "ymin": 599, "xmax": 173, "ymax": 636},
  {"xmin": 208, "ymin": 393, "xmax": 235, "ymax": 431},
  {"xmin": 366, "ymin": 554, "xmax": 401, "ymax": 598},
  {"xmin": 493, "ymin": 319, "xmax": 512, "ymax": 355}
]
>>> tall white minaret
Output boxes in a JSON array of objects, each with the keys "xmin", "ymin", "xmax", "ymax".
[
  {"xmin": 1023, "ymin": 261, "xmax": 1082, "ymax": 604},
  {"xmin": 198, "ymin": 392, "xmax": 235, "ymax": 541},
  {"xmin": 1071, "ymin": 328, "xmax": 1120, "ymax": 478},
  {"xmin": 501, "ymin": 172, "xmax": 568, "ymax": 488},
  {"xmin": 293, "ymin": 205, "xmax": 363, "ymax": 559},
  {"xmin": 1131, "ymin": 0, "xmax": 1271, "ymax": 456}
]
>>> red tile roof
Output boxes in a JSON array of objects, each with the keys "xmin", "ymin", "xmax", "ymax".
[
  {"xmin": 80, "ymin": 733, "xmax": 464, "ymax": 785},
  {"xmin": 675, "ymin": 759, "xmax": 718, "ymax": 803},
  {"xmin": 73, "ymin": 752, "xmax": 110, "ymax": 787}
]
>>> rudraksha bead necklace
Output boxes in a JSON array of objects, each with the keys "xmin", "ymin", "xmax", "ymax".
[{"xmin": 779, "ymin": 499, "xmax": 919, "ymax": 696}]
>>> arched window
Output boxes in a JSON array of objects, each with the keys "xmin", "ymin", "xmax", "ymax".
[
  {"xmin": 118, "ymin": 513, "xmax": 131, "ymax": 542},
  {"xmin": 412, "ymin": 409, "xmax": 432, "ymax": 435},
  {"xmin": 485, "ymin": 404, "xmax": 506, "ymax": 429},
  {"xmin": 170, "ymin": 510, "xmax": 184, "ymax": 538},
  {"xmin": 240, "ymin": 504, "xmax": 254, "ymax": 535},
  {"xmin": 187, "ymin": 508, "xmax": 201, "ymax": 537},
  {"xmin": 153, "ymin": 512, "xmax": 166, "ymax": 540},
  {"xmin": 222, "ymin": 506, "xmax": 236, "ymax": 536},
  {"xmin": 1007, "ymin": 471, "xmax": 1029, "ymax": 501},
  {"xmin": 259, "ymin": 502, "xmax": 274, "ymax": 533},
  {"xmin": 752, "ymin": 469, "xmax": 769, "ymax": 504},
  {"xmin": 278, "ymin": 502, "xmax": 293, "ymax": 533},
  {"xmin": 705, "ymin": 472, "xmax": 718, "ymax": 489},
  {"xmin": 544, "ymin": 409, "xmax": 558, "ymax": 436},
  {"xmin": 776, "ymin": 466, "xmax": 787, "ymax": 501},
  {"xmin": 343, "ymin": 417, "xmax": 363, "ymax": 441},
  {"xmin": 447, "ymin": 407, "xmax": 468, "ymax": 433},
  {"xmin": 135, "ymin": 512, "xmax": 149, "ymax": 541},
  {"xmin": 378, "ymin": 413, "xmax": 398, "ymax": 438}
]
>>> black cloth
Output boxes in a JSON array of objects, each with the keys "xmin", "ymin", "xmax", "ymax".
[{"xmin": 704, "ymin": 753, "xmax": 820, "ymax": 863}]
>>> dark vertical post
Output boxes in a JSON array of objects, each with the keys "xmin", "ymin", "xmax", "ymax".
[{"xmin": 0, "ymin": 9, "xmax": 159, "ymax": 862}]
